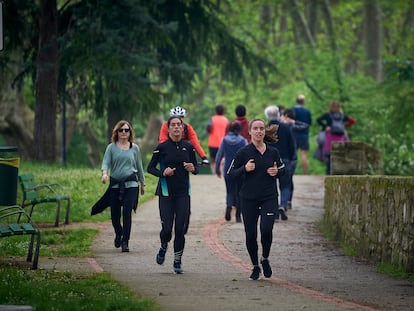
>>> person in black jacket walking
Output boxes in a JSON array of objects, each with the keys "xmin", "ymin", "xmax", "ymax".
[
  {"xmin": 228, "ymin": 118, "xmax": 285, "ymax": 280},
  {"xmin": 147, "ymin": 116, "xmax": 199, "ymax": 274},
  {"xmin": 265, "ymin": 105, "xmax": 296, "ymax": 220}
]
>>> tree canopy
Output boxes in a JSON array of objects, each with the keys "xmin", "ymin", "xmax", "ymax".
[{"xmin": 0, "ymin": 0, "xmax": 413, "ymax": 175}]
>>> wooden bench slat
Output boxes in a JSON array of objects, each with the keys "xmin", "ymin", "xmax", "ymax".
[
  {"xmin": 9, "ymin": 224, "xmax": 24, "ymax": 234},
  {"xmin": 21, "ymin": 223, "xmax": 36, "ymax": 234},
  {"xmin": 0, "ymin": 225, "xmax": 12, "ymax": 236}
]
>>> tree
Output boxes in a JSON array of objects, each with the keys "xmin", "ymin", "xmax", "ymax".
[{"xmin": 34, "ymin": 0, "xmax": 58, "ymax": 162}]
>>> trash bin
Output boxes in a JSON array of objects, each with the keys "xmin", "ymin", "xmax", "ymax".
[{"xmin": 0, "ymin": 146, "xmax": 20, "ymax": 205}]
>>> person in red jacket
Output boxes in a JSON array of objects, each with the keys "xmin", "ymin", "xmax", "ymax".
[
  {"xmin": 207, "ymin": 105, "xmax": 229, "ymax": 173},
  {"xmin": 159, "ymin": 106, "xmax": 209, "ymax": 165}
]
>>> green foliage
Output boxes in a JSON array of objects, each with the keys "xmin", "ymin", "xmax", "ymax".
[
  {"xmin": 0, "ymin": 268, "xmax": 160, "ymax": 311},
  {"xmin": 377, "ymin": 262, "xmax": 414, "ymax": 281}
]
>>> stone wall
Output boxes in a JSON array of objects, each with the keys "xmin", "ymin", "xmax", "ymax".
[
  {"xmin": 323, "ymin": 176, "xmax": 414, "ymax": 273},
  {"xmin": 330, "ymin": 141, "xmax": 383, "ymax": 175}
]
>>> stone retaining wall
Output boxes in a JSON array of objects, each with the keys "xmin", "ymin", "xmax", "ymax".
[{"xmin": 323, "ymin": 176, "xmax": 414, "ymax": 272}]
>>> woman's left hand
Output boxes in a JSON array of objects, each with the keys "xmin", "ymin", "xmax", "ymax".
[
  {"xmin": 267, "ymin": 161, "xmax": 278, "ymax": 176},
  {"xmin": 183, "ymin": 162, "xmax": 195, "ymax": 172}
]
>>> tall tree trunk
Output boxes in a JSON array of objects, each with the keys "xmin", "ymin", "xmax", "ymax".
[
  {"xmin": 34, "ymin": 0, "xmax": 58, "ymax": 162},
  {"xmin": 363, "ymin": 0, "xmax": 383, "ymax": 82},
  {"xmin": 287, "ymin": 0, "xmax": 316, "ymax": 49}
]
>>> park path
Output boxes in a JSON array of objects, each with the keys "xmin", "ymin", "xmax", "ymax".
[{"xmin": 89, "ymin": 175, "xmax": 414, "ymax": 311}]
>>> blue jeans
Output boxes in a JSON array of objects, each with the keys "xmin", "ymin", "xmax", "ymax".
[{"xmin": 278, "ymin": 159, "xmax": 295, "ymax": 208}]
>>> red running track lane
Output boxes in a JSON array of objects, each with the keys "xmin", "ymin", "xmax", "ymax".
[{"xmin": 202, "ymin": 218, "xmax": 379, "ymax": 311}]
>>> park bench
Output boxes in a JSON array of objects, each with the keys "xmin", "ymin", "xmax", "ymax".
[
  {"xmin": 0, "ymin": 205, "xmax": 41, "ymax": 269},
  {"xmin": 18, "ymin": 173, "xmax": 71, "ymax": 227}
]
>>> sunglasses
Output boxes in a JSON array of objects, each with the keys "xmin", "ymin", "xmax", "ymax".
[{"xmin": 118, "ymin": 128, "xmax": 130, "ymax": 133}]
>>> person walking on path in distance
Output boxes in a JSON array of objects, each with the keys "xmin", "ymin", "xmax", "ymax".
[
  {"xmin": 316, "ymin": 100, "xmax": 356, "ymax": 175},
  {"xmin": 207, "ymin": 104, "xmax": 229, "ymax": 174},
  {"xmin": 148, "ymin": 116, "xmax": 199, "ymax": 274},
  {"xmin": 280, "ymin": 108, "xmax": 309, "ymax": 209},
  {"xmin": 215, "ymin": 121, "xmax": 247, "ymax": 222},
  {"xmin": 228, "ymin": 119, "xmax": 285, "ymax": 280},
  {"xmin": 159, "ymin": 105, "xmax": 209, "ymax": 166},
  {"xmin": 292, "ymin": 94, "xmax": 312, "ymax": 175},
  {"xmin": 101, "ymin": 120, "xmax": 146, "ymax": 253},
  {"xmin": 233, "ymin": 105, "xmax": 250, "ymax": 143},
  {"xmin": 264, "ymin": 105, "xmax": 296, "ymax": 221}
]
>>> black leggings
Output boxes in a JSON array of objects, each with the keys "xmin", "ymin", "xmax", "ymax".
[
  {"xmin": 241, "ymin": 198, "xmax": 277, "ymax": 266},
  {"xmin": 159, "ymin": 196, "xmax": 190, "ymax": 254},
  {"xmin": 110, "ymin": 187, "xmax": 138, "ymax": 242}
]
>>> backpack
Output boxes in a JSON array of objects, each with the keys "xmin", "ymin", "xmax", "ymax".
[{"xmin": 329, "ymin": 113, "xmax": 345, "ymax": 135}]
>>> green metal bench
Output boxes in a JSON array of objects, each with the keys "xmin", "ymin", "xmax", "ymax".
[
  {"xmin": 0, "ymin": 205, "xmax": 41, "ymax": 269},
  {"xmin": 18, "ymin": 173, "xmax": 71, "ymax": 227}
]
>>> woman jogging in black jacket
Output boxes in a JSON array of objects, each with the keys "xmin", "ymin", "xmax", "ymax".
[
  {"xmin": 147, "ymin": 116, "xmax": 199, "ymax": 274},
  {"xmin": 228, "ymin": 118, "xmax": 285, "ymax": 280}
]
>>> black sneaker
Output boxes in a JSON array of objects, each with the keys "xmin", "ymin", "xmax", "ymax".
[
  {"xmin": 114, "ymin": 235, "xmax": 122, "ymax": 248},
  {"xmin": 279, "ymin": 207, "xmax": 288, "ymax": 221},
  {"xmin": 261, "ymin": 259, "xmax": 272, "ymax": 278},
  {"xmin": 121, "ymin": 241, "xmax": 129, "ymax": 252},
  {"xmin": 156, "ymin": 246, "xmax": 167, "ymax": 265},
  {"xmin": 225, "ymin": 206, "xmax": 231, "ymax": 221},
  {"xmin": 173, "ymin": 261, "xmax": 183, "ymax": 274},
  {"xmin": 249, "ymin": 266, "xmax": 261, "ymax": 280}
]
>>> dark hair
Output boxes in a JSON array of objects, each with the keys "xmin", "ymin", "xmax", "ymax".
[
  {"xmin": 228, "ymin": 121, "xmax": 242, "ymax": 134},
  {"xmin": 167, "ymin": 116, "xmax": 183, "ymax": 127},
  {"xmin": 283, "ymin": 108, "xmax": 296, "ymax": 120},
  {"xmin": 216, "ymin": 105, "xmax": 225, "ymax": 115},
  {"xmin": 235, "ymin": 105, "xmax": 246, "ymax": 117},
  {"xmin": 249, "ymin": 118, "xmax": 278, "ymax": 143}
]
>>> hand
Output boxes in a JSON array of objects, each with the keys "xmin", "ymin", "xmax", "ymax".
[
  {"xmin": 267, "ymin": 161, "xmax": 278, "ymax": 176},
  {"xmin": 140, "ymin": 183, "xmax": 145, "ymax": 195},
  {"xmin": 245, "ymin": 159, "xmax": 255, "ymax": 172},
  {"xmin": 183, "ymin": 162, "xmax": 195, "ymax": 172},
  {"xmin": 163, "ymin": 167, "xmax": 176, "ymax": 176},
  {"xmin": 101, "ymin": 174, "xmax": 108, "ymax": 184}
]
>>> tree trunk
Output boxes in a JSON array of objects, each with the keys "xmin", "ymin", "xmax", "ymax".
[
  {"xmin": 363, "ymin": 0, "xmax": 383, "ymax": 82},
  {"xmin": 34, "ymin": 0, "xmax": 58, "ymax": 162},
  {"xmin": 287, "ymin": 0, "xmax": 316, "ymax": 49},
  {"xmin": 0, "ymin": 55, "xmax": 35, "ymax": 160}
]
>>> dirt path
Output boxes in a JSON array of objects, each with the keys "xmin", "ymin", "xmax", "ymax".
[{"xmin": 84, "ymin": 175, "xmax": 413, "ymax": 310}]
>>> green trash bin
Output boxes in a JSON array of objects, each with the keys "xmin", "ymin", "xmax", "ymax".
[{"xmin": 0, "ymin": 146, "xmax": 20, "ymax": 205}]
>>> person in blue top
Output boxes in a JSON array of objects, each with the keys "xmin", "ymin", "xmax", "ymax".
[
  {"xmin": 147, "ymin": 116, "xmax": 199, "ymax": 274},
  {"xmin": 215, "ymin": 120, "xmax": 248, "ymax": 222},
  {"xmin": 101, "ymin": 120, "xmax": 146, "ymax": 253},
  {"xmin": 293, "ymin": 94, "xmax": 312, "ymax": 175}
]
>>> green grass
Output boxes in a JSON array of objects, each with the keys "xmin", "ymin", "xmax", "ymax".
[
  {"xmin": 1, "ymin": 162, "xmax": 160, "ymax": 310},
  {"xmin": 0, "ymin": 267, "xmax": 161, "ymax": 311}
]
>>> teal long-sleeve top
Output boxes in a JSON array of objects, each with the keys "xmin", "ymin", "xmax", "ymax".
[{"xmin": 101, "ymin": 142, "xmax": 145, "ymax": 188}]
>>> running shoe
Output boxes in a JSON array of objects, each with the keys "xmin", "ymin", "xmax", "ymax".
[
  {"xmin": 173, "ymin": 261, "xmax": 183, "ymax": 274},
  {"xmin": 121, "ymin": 241, "xmax": 129, "ymax": 252},
  {"xmin": 249, "ymin": 266, "xmax": 261, "ymax": 280},
  {"xmin": 156, "ymin": 246, "xmax": 167, "ymax": 265},
  {"xmin": 114, "ymin": 235, "xmax": 122, "ymax": 248},
  {"xmin": 225, "ymin": 206, "xmax": 231, "ymax": 221},
  {"xmin": 279, "ymin": 207, "xmax": 288, "ymax": 221},
  {"xmin": 261, "ymin": 259, "xmax": 272, "ymax": 278}
]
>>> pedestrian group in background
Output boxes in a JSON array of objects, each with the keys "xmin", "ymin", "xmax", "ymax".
[{"xmin": 96, "ymin": 96, "xmax": 355, "ymax": 279}]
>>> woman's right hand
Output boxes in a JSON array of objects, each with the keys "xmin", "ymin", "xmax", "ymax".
[{"xmin": 101, "ymin": 173, "xmax": 108, "ymax": 184}]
